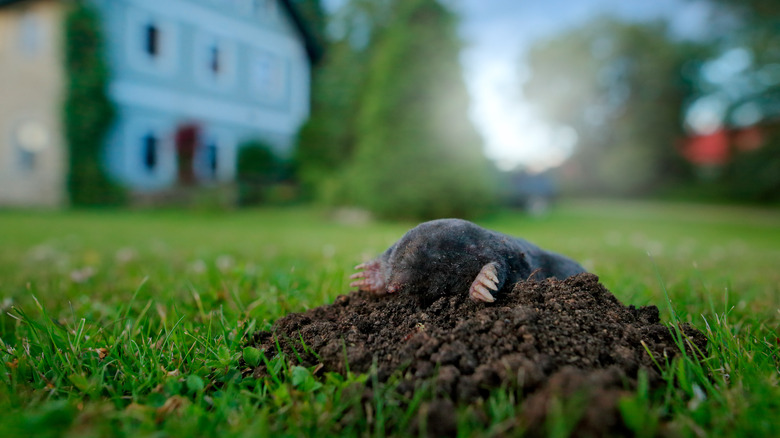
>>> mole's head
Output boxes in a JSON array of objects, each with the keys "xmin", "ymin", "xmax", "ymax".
[{"xmin": 380, "ymin": 219, "xmax": 493, "ymax": 301}]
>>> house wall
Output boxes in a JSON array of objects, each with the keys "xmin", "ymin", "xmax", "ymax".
[
  {"xmin": 93, "ymin": 0, "xmax": 312, "ymax": 191},
  {"xmin": 0, "ymin": 0, "xmax": 66, "ymax": 207}
]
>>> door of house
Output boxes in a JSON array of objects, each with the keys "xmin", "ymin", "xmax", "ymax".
[{"xmin": 175, "ymin": 124, "xmax": 200, "ymax": 186}]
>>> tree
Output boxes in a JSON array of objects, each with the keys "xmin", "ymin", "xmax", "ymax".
[
  {"xmin": 345, "ymin": 0, "xmax": 496, "ymax": 220},
  {"xmin": 294, "ymin": 40, "xmax": 369, "ymax": 202},
  {"xmin": 679, "ymin": 0, "xmax": 779, "ymax": 202},
  {"xmin": 524, "ymin": 19, "xmax": 706, "ymax": 195},
  {"xmin": 63, "ymin": 2, "xmax": 124, "ymax": 206},
  {"xmin": 293, "ymin": 0, "xmax": 392, "ymax": 203},
  {"xmin": 690, "ymin": 0, "xmax": 779, "ymax": 126},
  {"xmin": 290, "ymin": 0, "xmax": 327, "ymax": 44}
]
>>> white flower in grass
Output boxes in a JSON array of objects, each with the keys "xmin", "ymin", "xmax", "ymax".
[
  {"xmin": 27, "ymin": 244, "xmax": 58, "ymax": 262},
  {"xmin": 190, "ymin": 260, "xmax": 207, "ymax": 274},
  {"xmin": 70, "ymin": 267, "xmax": 96, "ymax": 283},
  {"xmin": 115, "ymin": 247, "xmax": 137, "ymax": 264},
  {"xmin": 243, "ymin": 263, "xmax": 258, "ymax": 276},
  {"xmin": 216, "ymin": 255, "xmax": 235, "ymax": 273}
]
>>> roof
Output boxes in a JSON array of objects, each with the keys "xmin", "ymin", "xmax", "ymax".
[
  {"xmin": 0, "ymin": 0, "xmax": 323, "ymax": 63},
  {"xmin": 279, "ymin": 0, "xmax": 324, "ymax": 63}
]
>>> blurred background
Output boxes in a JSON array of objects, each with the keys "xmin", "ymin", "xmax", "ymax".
[{"xmin": 0, "ymin": 0, "xmax": 778, "ymax": 218}]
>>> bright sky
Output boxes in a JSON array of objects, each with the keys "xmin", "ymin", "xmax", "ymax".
[{"xmin": 452, "ymin": 0, "xmax": 714, "ymax": 171}]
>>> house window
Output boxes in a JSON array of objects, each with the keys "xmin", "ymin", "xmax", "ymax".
[
  {"xmin": 15, "ymin": 120, "xmax": 49, "ymax": 172},
  {"xmin": 142, "ymin": 132, "xmax": 158, "ymax": 171},
  {"xmin": 126, "ymin": 10, "xmax": 179, "ymax": 75},
  {"xmin": 237, "ymin": 0, "xmax": 255, "ymax": 14},
  {"xmin": 194, "ymin": 33, "xmax": 235, "ymax": 87},
  {"xmin": 249, "ymin": 0, "xmax": 261, "ymax": 14},
  {"xmin": 264, "ymin": 0, "xmax": 277, "ymax": 15},
  {"xmin": 205, "ymin": 143, "xmax": 218, "ymax": 178},
  {"xmin": 248, "ymin": 0, "xmax": 277, "ymax": 17},
  {"xmin": 209, "ymin": 44, "xmax": 220, "ymax": 74},
  {"xmin": 251, "ymin": 53, "xmax": 285, "ymax": 102},
  {"xmin": 18, "ymin": 10, "xmax": 42, "ymax": 56},
  {"xmin": 145, "ymin": 23, "xmax": 159, "ymax": 58},
  {"xmin": 17, "ymin": 147, "xmax": 36, "ymax": 171}
]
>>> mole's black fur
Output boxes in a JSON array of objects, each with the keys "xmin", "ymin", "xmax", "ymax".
[{"xmin": 352, "ymin": 219, "xmax": 586, "ymax": 302}]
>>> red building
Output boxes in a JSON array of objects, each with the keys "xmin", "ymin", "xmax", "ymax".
[{"xmin": 681, "ymin": 126, "xmax": 765, "ymax": 166}]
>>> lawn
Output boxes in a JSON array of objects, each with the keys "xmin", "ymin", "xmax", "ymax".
[{"xmin": 0, "ymin": 201, "xmax": 778, "ymax": 437}]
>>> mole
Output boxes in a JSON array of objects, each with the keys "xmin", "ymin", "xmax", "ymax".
[{"xmin": 350, "ymin": 218, "xmax": 586, "ymax": 303}]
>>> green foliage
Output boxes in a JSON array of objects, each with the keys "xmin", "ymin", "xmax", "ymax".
[
  {"xmin": 346, "ymin": 0, "xmax": 496, "ymax": 219},
  {"xmin": 236, "ymin": 140, "xmax": 289, "ymax": 206},
  {"xmin": 237, "ymin": 141, "xmax": 281, "ymax": 180},
  {"xmin": 291, "ymin": 0, "xmax": 327, "ymax": 45},
  {"xmin": 242, "ymin": 347, "xmax": 262, "ymax": 367},
  {"xmin": 294, "ymin": 0, "xmax": 496, "ymax": 219},
  {"xmin": 63, "ymin": 2, "xmax": 124, "ymax": 206},
  {"xmin": 722, "ymin": 132, "xmax": 780, "ymax": 202},
  {"xmin": 525, "ymin": 19, "xmax": 707, "ymax": 195},
  {"xmin": 294, "ymin": 41, "xmax": 368, "ymax": 203},
  {"xmin": 682, "ymin": 0, "xmax": 779, "ymax": 204},
  {"xmin": 293, "ymin": 0, "xmax": 392, "ymax": 204}
]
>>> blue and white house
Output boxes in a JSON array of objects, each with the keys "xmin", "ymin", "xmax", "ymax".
[{"xmin": 0, "ymin": 0, "xmax": 320, "ymax": 205}]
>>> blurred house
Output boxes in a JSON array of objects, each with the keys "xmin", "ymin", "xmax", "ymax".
[
  {"xmin": 503, "ymin": 170, "xmax": 556, "ymax": 215},
  {"xmin": 0, "ymin": 0, "xmax": 320, "ymax": 207},
  {"xmin": 681, "ymin": 126, "xmax": 765, "ymax": 167}
]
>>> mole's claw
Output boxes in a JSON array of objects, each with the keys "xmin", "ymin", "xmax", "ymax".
[
  {"xmin": 350, "ymin": 279, "xmax": 367, "ymax": 288},
  {"xmin": 470, "ymin": 284, "xmax": 495, "ymax": 302},
  {"xmin": 350, "ymin": 259, "xmax": 387, "ymax": 294},
  {"xmin": 480, "ymin": 276, "xmax": 498, "ymax": 291},
  {"xmin": 469, "ymin": 262, "xmax": 501, "ymax": 303}
]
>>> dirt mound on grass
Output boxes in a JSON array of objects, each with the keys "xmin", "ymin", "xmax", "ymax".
[{"xmin": 250, "ymin": 273, "xmax": 706, "ymax": 436}]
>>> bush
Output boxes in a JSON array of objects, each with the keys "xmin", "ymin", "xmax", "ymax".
[
  {"xmin": 723, "ymin": 132, "xmax": 780, "ymax": 203},
  {"xmin": 293, "ymin": 41, "xmax": 366, "ymax": 203},
  {"xmin": 236, "ymin": 141, "xmax": 290, "ymax": 206}
]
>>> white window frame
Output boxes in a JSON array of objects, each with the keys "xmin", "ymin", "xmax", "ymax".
[
  {"xmin": 124, "ymin": 118, "xmax": 174, "ymax": 185},
  {"xmin": 250, "ymin": 50, "xmax": 288, "ymax": 104},
  {"xmin": 263, "ymin": 0, "xmax": 278, "ymax": 18},
  {"xmin": 125, "ymin": 8, "xmax": 179, "ymax": 76},
  {"xmin": 17, "ymin": 9, "xmax": 44, "ymax": 57},
  {"xmin": 195, "ymin": 130, "xmax": 236, "ymax": 182},
  {"xmin": 193, "ymin": 30, "xmax": 237, "ymax": 90},
  {"xmin": 5, "ymin": 116, "xmax": 50, "ymax": 175}
]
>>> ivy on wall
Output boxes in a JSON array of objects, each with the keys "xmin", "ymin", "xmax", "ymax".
[{"xmin": 63, "ymin": 1, "xmax": 124, "ymax": 206}]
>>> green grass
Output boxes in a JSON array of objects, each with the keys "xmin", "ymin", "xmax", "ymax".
[{"xmin": 0, "ymin": 201, "xmax": 778, "ymax": 437}]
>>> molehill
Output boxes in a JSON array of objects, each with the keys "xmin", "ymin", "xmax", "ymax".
[{"xmin": 250, "ymin": 273, "xmax": 706, "ymax": 435}]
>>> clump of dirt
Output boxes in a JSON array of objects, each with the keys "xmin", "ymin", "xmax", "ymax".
[{"xmin": 250, "ymin": 273, "xmax": 706, "ymax": 436}]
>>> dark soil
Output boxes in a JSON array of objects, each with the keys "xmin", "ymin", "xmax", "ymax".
[{"xmin": 250, "ymin": 273, "xmax": 706, "ymax": 436}]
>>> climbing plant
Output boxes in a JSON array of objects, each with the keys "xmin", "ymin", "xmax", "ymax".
[{"xmin": 63, "ymin": 1, "xmax": 124, "ymax": 206}]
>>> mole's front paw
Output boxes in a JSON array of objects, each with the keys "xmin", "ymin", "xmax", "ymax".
[
  {"xmin": 469, "ymin": 262, "xmax": 499, "ymax": 303},
  {"xmin": 350, "ymin": 260, "xmax": 387, "ymax": 294}
]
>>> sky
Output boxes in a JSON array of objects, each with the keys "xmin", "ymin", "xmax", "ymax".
[{"xmin": 451, "ymin": 0, "xmax": 715, "ymax": 171}]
